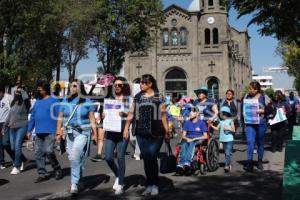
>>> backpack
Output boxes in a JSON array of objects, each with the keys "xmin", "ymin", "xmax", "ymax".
[{"xmin": 133, "ymin": 92, "xmax": 165, "ymax": 138}]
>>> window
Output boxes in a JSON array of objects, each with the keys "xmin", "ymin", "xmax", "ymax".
[
  {"xmin": 207, "ymin": 77, "xmax": 219, "ymax": 100},
  {"xmin": 213, "ymin": 28, "xmax": 219, "ymax": 44},
  {"xmin": 165, "ymin": 68, "xmax": 187, "ymax": 96},
  {"xmin": 171, "ymin": 30, "xmax": 178, "ymax": 46},
  {"xmin": 162, "ymin": 30, "xmax": 169, "ymax": 46},
  {"xmin": 205, "ymin": 29, "xmax": 210, "ymax": 44},
  {"xmin": 208, "ymin": 0, "xmax": 214, "ymax": 6},
  {"xmin": 180, "ymin": 28, "xmax": 188, "ymax": 46}
]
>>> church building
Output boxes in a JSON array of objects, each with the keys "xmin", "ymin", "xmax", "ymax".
[{"xmin": 124, "ymin": 0, "xmax": 252, "ymax": 99}]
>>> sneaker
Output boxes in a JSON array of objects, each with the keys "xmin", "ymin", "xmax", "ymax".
[
  {"xmin": 243, "ymin": 161, "xmax": 253, "ymax": 172},
  {"xmin": 55, "ymin": 168, "xmax": 63, "ymax": 180},
  {"xmin": 0, "ymin": 164, "xmax": 6, "ymax": 170},
  {"xmin": 253, "ymin": 149, "xmax": 257, "ymax": 154},
  {"xmin": 20, "ymin": 160, "xmax": 30, "ymax": 171},
  {"xmin": 115, "ymin": 185, "xmax": 124, "ymax": 195},
  {"xmin": 34, "ymin": 175, "xmax": 50, "ymax": 183},
  {"xmin": 134, "ymin": 155, "xmax": 141, "ymax": 161},
  {"xmin": 10, "ymin": 167, "xmax": 20, "ymax": 175},
  {"xmin": 113, "ymin": 178, "xmax": 119, "ymax": 190},
  {"xmin": 151, "ymin": 185, "xmax": 159, "ymax": 196},
  {"xmin": 90, "ymin": 154, "xmax": 104, "ymax": 162},
  {"xmin": 70, "ymin": 184, "xmax": 78, "ymax": 194},
  {"xmin": 142, "ymin": 186, "xmax": 153, "ymax": 196},
  {"xmin": 257, "ymin": 161, "xmax": 264, "ymax": 171}
]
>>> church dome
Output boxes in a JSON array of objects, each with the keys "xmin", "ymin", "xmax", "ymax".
[{"xmin": 188, "ymin": 0, "xmax": 200, "ymax": 12}]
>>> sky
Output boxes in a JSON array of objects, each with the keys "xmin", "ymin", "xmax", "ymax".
[{"xmin": 62, "ymin": 0, "xmax": 295, "ymax": 89}]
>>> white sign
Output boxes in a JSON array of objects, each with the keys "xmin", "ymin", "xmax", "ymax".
[
  {"xmin": 269, "ymin": 108, "xmax": 287, "ymax": 125},
  {"xmin": 103, "ymin": 99, "xmax": 123, "ymax": 132}
]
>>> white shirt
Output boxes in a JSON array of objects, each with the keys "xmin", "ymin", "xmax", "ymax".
[{"xmin": 0, "ymin": 93, "xmax": 13, "ymax": 123}]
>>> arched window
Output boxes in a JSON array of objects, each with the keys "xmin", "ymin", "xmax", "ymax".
[
  {"xmin": 213, "ymin": 28, "xmax": 219, "ymax": 44},
  {"xmin": 171, "ymin": 30, "xmax": 178, "ymax": 46},
  {"xmin": 180, "ymin": 28, "xmax": 188, "ymax": 45},
  {"xmin": 207, "ymin": 77, "xmax": 219, "ymax": 100},
  {"xmin": 205, "ymin": 29, "xmax": 210, "ymax": 44},
  {"xmin": 162, "ymin": 30, "xmax": 169, "ymax": 46},
  {"xmin": 165, "ymin": 68, "xmax": 187, "ymax": 96},
  {"xmin": 208, "ymin": 0, "xmax": 214, "ymax": 6}
]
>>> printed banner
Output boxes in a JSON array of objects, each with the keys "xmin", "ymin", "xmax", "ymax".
[
  {"xmin": 243, "ymin": 99, "xmax": 260, "ymax": 124},
  {"xmin": 103, "ymin": 99, "xmax": 123, "ymax": 132}
]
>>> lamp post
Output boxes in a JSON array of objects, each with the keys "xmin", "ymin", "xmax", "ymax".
[{"xmin": 136, "ymin": 63, "xmax": 142, "ymax": 76}]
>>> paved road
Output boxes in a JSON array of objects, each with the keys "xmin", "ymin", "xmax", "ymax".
[{"xmin": 0, "ymin": 131, "xmax": 284, "ymax": 200}]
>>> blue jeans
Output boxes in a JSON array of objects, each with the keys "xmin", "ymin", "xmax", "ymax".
[
  {"xmin": 137, "ymin": 135, "xmax": 163, "ymax": 186},
  {"xmin": 105, "ymin": 138, "xmax": 129, "ymax": 185},
  {"xmin": 67, "ymin": 129, "xmax": 90, "ymax": 185},
  {"xmin": 35, "ymin": 134, "xmax": 61, "ymax": 177},
  {"xmin": 179, "ymin": 140, "xmax": 203, "ymax": 166},
  {"xmin": 245, "ymin": 123, "xmax": 267, "ymax": 161},
  {"xmin": 9, "ymin": 126, "xmax": 27, "ymax": 168},
  {"xmin": 223, "ymin": 141, "xmax": 234, "ymax": 167}
]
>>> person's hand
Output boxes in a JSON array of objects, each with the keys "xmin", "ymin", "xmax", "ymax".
[
  {"xmin": 257, "ymin": 109, "xmax": 264, "ymax": 114},
  {"xmin": 119, "ymin": 112, "xmax": 127, "ymax": 118},
  {"xmin": 123, "ymin": 128, "xmax": 129, "ymax": 140},
  {"xmin": 26, "ymin": 132, "xmax": 32, "ymax": 140},
  {"xmin": 56, "ymin": 129, "xmax": 63, "ymax": 142},
  {"xmin": 101, "ymin": 113, "xmax": 106, "ymax": 119},
  {"xmin": 164, "ymin": 129, "xmax": 171, "ymax": 143},
  {"xmin": 1, "ymin": 128, "xmax": 4, "ymax": 136}
]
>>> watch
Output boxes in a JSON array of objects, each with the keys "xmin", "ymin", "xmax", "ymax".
[{"xmin": 207, "ymin": 17, "xmax": 215, "ymax": 24}]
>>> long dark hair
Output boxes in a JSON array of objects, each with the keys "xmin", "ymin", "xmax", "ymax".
[
  {"xmin": 67, "ymin": 79, "xmax": 87, "ymax": 104},
  {"xmin": 113, "ymin": 76, "xmax": 131, "ymax": 97},
  {"xmin": 141, "ymin": 74, "xmax": 159, "ymax": 93},
  {"xmin": 249, "ymin": 81, "xmax": 261, "ymax": 93},
  {"xmin": 11, "ymin": 87, "xmax": 31, "ymax": 112}
]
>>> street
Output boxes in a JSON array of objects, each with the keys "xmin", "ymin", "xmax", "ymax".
[{"xmin": 0, "ymin": 131, "xmax": 284, "ymax": 200}]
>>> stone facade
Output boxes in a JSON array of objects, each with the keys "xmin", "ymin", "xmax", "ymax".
[{"xmin": 124, "ymin": 0, "xmax": 252, "ymax": 100}]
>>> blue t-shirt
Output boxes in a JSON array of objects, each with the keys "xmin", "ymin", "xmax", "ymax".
[
  {"xmin": 183, "ymin": 119, "xmax": 207, "ymax": 139},
  {"xmin": 28, "ymin": 96, "xmax": 60, "ymax": 135},
  {"xmin": 219, "ymin": 119, "xmax": 234, "ymax": 142},
  {"xmin": 59, "ymin": 97, "xmax": 96, "ymax": 127}
]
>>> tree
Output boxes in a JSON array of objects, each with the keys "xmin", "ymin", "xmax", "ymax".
[
  {"xmin": 264, "ymin": 88, "xmax": 275, "ymax": 99},
  {"xmin": 89, "ymin": 0, "xmax": 165, "ymax": 75}
]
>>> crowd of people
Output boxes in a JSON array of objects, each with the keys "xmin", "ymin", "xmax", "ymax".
[{"xmin": 0, "ymin": 74, "xmax": 299, "ymax": 197}]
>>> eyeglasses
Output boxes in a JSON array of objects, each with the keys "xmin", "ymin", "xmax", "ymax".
[
  {"xmin": 71, "ymin": 85, "xmax": 78, "ymax": 88},
  {"xmin": 114, "ymin": 84, "xmax": 123, "ymax": 88}
]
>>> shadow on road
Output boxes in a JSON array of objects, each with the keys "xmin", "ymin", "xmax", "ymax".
[{"xmin": 0, "ymin": 179, "xmax": 9, "ymax": 186}]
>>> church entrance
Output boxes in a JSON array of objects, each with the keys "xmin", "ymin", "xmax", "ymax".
[
  {"xmin": 207, "ymin": 77, "xmax": 219, "ymax": 100},
  {"xmin": 165, "ymin": 68, "xmax": 187, "ymax": 96}
]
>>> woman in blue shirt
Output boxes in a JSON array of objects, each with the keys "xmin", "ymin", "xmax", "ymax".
[
  {"xmin": 56, "ymin": 80, "xmax": 97, "ymax": 195},
  {"xmin": 243, "ymin": 81, "xmax": 267, "ymax": 172}
]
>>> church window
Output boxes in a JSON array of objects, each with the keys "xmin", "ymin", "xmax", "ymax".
[
  {"xmin": 165, "ymin": 68, "xmax": 187, "ymax": 96},
  {"xmin": 171, "ymin": 30, "xmax": 178, "ymax": 46},
  {"xmin": 208, "ymin": 0, "xmax": 214, "ymax": 6},
  {"xmin": 180, "ymin": 28, "xmax": 188, "ymax": 46},
  {"xmin": 213, "ymin": 28, "xmax": 219, "ymax": 44},
  {"xmin": 171, "ymin": 19, "xmax": 177, "ymax": 27},
  {"xmin": 162, "ymin": 30, "xmax": 169, "ymax": 46},
  {"xmin": 205, "ymin": 29, "xmax": 211, "ymax": 44}
]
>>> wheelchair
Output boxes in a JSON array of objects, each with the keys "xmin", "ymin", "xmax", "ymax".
[{"xmin": 175, "ymin": 128, "xmax": 219, "ymax": 175}]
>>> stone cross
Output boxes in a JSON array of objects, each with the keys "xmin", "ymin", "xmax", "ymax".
[{"xmin": 208, "ymin": 61, "xmax": 215, "ymax": 73}]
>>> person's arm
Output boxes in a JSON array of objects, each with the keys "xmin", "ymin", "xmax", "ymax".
[
  {"xmin": 224, "ymin": 121, "xmax": 236, "ymax": 133},
  {"xmin": 161, "ymin": 103, "xmax": 171, "ymax": 142},
  {"xmin": 123, "ymin": 102, "xmax": 135, "ymax": 140},
  {"xmin": 209, "ymin": 103, "xmax": 219, "ymax": 121},
  {"xmin": 181, "ymin": 130, "xmax": 193, "ymax": 143},
  {"xmin": 192, "ymin": 132, "xmax": 208, "ymax": 141},
  {"xmin": 210, "ymin": 123, "xmax": 220, "ymax": 131},
  {"xmin": 56, "ymin": 112, "xmax": 64, "ymax": 142},
  {"xmin": 27, "ymin": 103, "xmax": 36, "ymax": 138},
  {"xmin": 89, "ymin": 112, "xmax": 98, "ymax": 144}
]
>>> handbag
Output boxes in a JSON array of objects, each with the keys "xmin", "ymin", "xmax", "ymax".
[{"xmin": 160, "ymin": 142, "xmax": 177, "ymax": 174}]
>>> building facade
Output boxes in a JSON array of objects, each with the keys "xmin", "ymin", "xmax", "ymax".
[
  {"xmin": 252, "ymin": 74, "xmax": 273, "ymax": 90},
  {"xmin": 124, "ymin": 0, "xmax": 252, "ymax": 99}
]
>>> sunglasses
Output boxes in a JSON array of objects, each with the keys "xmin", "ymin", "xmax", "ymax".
[
  {"xmin": 114, "ymin": 83, "xmax": 123, "ymax": 88},
  {"xmin": 71, "ymin": 85, "xmax": 78, "ymax": 88},
  {"xmin": 188, "ymin": 107, "xmax": 199, "ymax": 112}
]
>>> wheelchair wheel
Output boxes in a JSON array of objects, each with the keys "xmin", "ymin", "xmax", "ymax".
[{"xmin": 206, "ymin": 139, "xmax": 219, "ymax": 172}]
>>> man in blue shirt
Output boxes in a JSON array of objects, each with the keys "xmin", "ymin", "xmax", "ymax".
[
  {"xmin": 27, "ymin": 82, "xmax": 63, "ymax": 183},
  {"xmin": 177, "ymin": 107, "xmax": 208, "ymax": 168}
]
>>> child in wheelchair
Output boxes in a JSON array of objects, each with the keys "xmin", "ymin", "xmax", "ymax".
[
  {"xmin": 211, "ymin": 106, "xmax": 235, "ymax": 173},
  {"xmin": 177, "ymin": 106, "xmax": 208, "ymax": 172}
]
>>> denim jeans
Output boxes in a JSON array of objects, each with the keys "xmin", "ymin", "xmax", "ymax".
[
  {"xmin": 35, "ymin": 134, "xmax": 61, "ymax": 177},
  {"xmin": 136, "ymin": 135, "xmax": 163, "ymax": 186},
  {"xmin": 245, "ymin": 123, "xmax": 267, "ymax": 161},
  {"xmin": 223, "ymin": 141, "xmax": 234, "ymax": 167},
  {"xmin": 9, "ymin": 126, "xmax": 27, "ymax": 168},
  {"xmin": 105, "ymin": 138, "xmax": 129, "ymax": 185},
  {"xmin": 67, "ymin": 129, "xmax": 90, "ymax": 185},
  {"xmin": 179, "ymin": 140, "xmax": 203, "ymax": 166}
]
